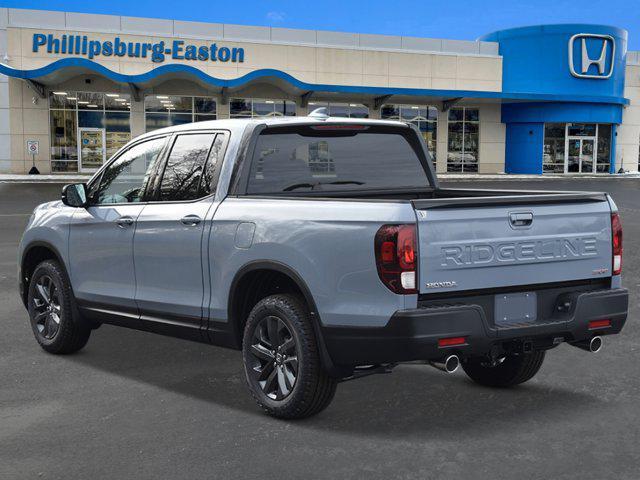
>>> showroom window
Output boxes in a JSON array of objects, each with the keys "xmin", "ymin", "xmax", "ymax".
[
  {"xmin": 145, "ymin": 95, "xmax": 217, "ymax": 132},
  {"xmin": 307, "ymin": 102, "xmax": 369, "ymax": 118},
  {"xmin": 49, "ymin": 91, "xmax": 131, "ymax": 172},
  {"xmin": 229, "ymin": 98, "xmax": 296, "ymax": 118},
  {"xmin": 381, "ymin": 104, "xmax": 438, "ymax": 164},
  {"xmin": 543, "ymin": 123, "xmax": 566, "ymax": 173},
  {"xmin": 447, "ymin": 107, "xmax": 479, "ymax": 172},
  {"xmin": 543, "ymin": 123, "xmax": 612, "ymax": 174}
]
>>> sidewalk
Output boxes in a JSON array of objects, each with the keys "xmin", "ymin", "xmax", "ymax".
[
  {"xmin": 0, "ymin": 174, "xmax": 91, "ymax": 183},
  {"xmin": 2, "ymin": 173, "xmax": 640, "ymax": 183}
]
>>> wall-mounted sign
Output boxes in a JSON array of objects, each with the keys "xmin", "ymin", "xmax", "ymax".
[
  {"xmin": 32, "ymin": 33, "xmax": 245, "ymax": 64},
  {"xmin": 568, "ymin": 34, "xmax": 615, "ymax": 79},
  {"xmin": 26, "ymin": 139, "xmax": 39, "ymax": 156}
]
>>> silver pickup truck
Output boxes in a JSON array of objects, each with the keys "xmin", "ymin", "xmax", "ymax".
[{"xmin": 18, "ymin": 113, "xmax": 628, "ymax": 419}]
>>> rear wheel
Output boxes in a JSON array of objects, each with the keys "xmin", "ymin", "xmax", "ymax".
[
  {"xmin": 461, "ymin": 351, "xmax": 545, "ymax": 387},
  {"xmin": 27, "ymin": 260, "xmax": 91, "ymax": 354},
  {"xmin": 242, "ymin": 294, "xmax": 337, "ymax": 419}
]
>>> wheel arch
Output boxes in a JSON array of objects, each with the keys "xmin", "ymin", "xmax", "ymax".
[
  {"xmin": 227, "ymin": 260, "xmax": 342, "ymax": 377},
  {"xmin": 20, "ymin": 241, "xmax": 68, "ymax": 308}
]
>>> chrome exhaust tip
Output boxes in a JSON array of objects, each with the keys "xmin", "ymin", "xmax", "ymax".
[
  {"xmin": 571, "ymin": 336, "xmax": 603, "ymax": 353},
  {"xmin": 429, "ymin": 355, "xmax": 460, "ymax": 374},
  {"xmin": 589, "ymin": 336, "xmax": 603, "ymax": 353}
]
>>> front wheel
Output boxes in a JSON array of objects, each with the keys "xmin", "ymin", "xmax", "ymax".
[
  {"xmin": 27, "ymin": 260, "xmax": 91, "ymax": 354},
  {"xmin": 242, "ymin": 294, "xmax": 337, "ymax": 419},
  {"xmin": 461, "ymin": 351, "xmax": 545, "ymax": 387}
]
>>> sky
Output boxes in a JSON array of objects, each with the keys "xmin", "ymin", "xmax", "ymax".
[{"xmin": 2, "ymin": 0, "xmax": 640, "ymax": 49}]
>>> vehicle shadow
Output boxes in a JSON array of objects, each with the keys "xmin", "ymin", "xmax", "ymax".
[{"xmin": 72, "ymin": 324, "xmax": 602, "ymax": 440}]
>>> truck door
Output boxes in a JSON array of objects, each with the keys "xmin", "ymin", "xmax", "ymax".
[
  {"xmin": 69, "ymin": 135, "xmax": 168, "ymax": 324},
  {"xmin": 133, "ymin": 132, "xmax": 226, "ymax": 340}
]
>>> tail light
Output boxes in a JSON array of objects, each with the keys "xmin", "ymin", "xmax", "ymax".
[
  {"xmin": 375, "ymin": 224, "xmax": 417, "ymax": 294},
  {"xmin": 612, "ymin": 213, "xmax": 622, "ymax": 275}
]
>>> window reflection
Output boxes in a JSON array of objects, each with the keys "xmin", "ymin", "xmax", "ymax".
[
  {"xmin": 159, "ymin": 134, "xmax": 216, "ymax": 201},
  {"xmin": 94, "ymin": 137, "xmax": 165, "ymax": 204}
]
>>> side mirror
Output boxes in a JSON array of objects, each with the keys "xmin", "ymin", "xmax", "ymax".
[{"xmin": 61, "ymin": 183, "xmax": 88, "ymax": 207}]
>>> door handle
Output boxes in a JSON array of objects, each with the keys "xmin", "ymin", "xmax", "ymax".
[
  {"xmin": 116, "ymin": 216, "xmax": 134, "ymax": 228},
  {"xmin": 180, "ymin": 215, "xmax": 202, "ymax": 226},
  {"xmin": 509, "ymin": 212, "xmax": 533, "ymax": 228}
]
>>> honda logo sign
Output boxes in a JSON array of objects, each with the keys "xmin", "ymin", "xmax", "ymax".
[{"xmin": 568, "ymin": 33, "xmax": 615, "ymax": 79}]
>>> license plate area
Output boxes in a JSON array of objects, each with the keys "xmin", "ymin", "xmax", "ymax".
[{"xmin": 495, "ymin": 292, "xmax": 537, "ymax": 326}]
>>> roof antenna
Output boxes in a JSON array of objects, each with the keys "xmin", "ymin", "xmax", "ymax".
[{"xmin": 308, "ymin": 107, "xmax": 329, "ymax": 119}]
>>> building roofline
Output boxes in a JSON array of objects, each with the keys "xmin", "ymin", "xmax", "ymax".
[{"xmin": 0, "ymin": 7, "xmax": 499, "ymax": 57}]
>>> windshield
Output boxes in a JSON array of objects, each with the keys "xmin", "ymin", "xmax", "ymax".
[{"xmin": 246, "ymin": 125, "xmax": 431, "ymax": 194}]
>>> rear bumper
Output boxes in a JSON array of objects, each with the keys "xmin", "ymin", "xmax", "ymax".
[{"xmin": 322, "ymin": 287, "xmax": 628, "ymax": 367}]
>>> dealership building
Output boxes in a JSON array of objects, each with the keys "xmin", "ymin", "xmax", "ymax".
[{"xmin": 0, "ymin": 7, "xmax": 639, "ymax": 175}]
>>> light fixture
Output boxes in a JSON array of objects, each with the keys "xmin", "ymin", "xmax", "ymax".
[
  {"xmin": 349, "ymin": 104, "xmax": 358, "ymax": 107},
  {"xmin": 106, "ymin": 93, "xmax": 120, "ymax": 97},
  {"xmin": 115, "ymin": 98, "xmax": 127, "ymax": 102},
  {"xmin": 67, "ymin": 97, "xmax": 77, "ymax": 100},
  {"xmin": 87, "ymin": 104, "xmax": 98, "ymax": 108},
  {"xmin": 265, "ymin": 100, "xmax": 274, "ymax": 104},
  {"xmin": 160, "ymin": 100, "xmax": 171, "ymax": 103},
  {"xmin": 53, "ymin": 92, "xmax": 67, "ymax": 95},
  {"xmin": 77, "ymin": 101, "xmax": 89, "ymax": 104},
  {"xmin": 156, "ymin": 95, "xmax": 169, "ymax": 99},
  {"xmin": 411, "ymin": 106, "xmax": 419, "ymax": 109}
]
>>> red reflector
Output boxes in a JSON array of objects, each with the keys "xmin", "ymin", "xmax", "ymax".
[
  {"xmin": 438, "ymin": 337, "xmax": 466, "ymax": 348},
  {"xmin": 588, "ymin": 319, "xmax": 611, "ymax": 330}
]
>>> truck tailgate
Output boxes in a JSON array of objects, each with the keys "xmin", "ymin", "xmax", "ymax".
[{"xmin": 414, "ymin": 199, "xmax": 612, "ymax": 294}]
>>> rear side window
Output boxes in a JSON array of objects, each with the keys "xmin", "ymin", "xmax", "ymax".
[
  {"xmin": 246, "ymin": 125, "xmax": 430, "ymax": 194},
  {"xmin": 158, "ymin": 133, "xmax": 216, "ymax": 201}
]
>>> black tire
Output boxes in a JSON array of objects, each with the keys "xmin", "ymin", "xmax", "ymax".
[
  {"xmin": 27, "ymin": 259, "xmax": 91, "ymax": 354},
  {"xmin": 461, "ymin": 351, "xmax": 545, "ymax": 387},
  {"xmin": 242, "ymin": 294, "xmax": 337, "ymax": 419}
]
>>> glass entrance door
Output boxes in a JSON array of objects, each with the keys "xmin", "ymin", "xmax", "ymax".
[
  {"xmin": 565, "ymin": 137, "xmax": 595, "ymax": 173},
  {"xmin": 78, "ymin": 128, "xmax": 106, "ymax": 173}
]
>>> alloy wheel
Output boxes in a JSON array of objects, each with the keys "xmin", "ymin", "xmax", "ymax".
[
  {"xmin": 248, "ymin": 315, "xmax": 298, "ymax": 400},
  {"xmin": 32, "ymin": 275, "xmax": 62, "ymax": 340}
]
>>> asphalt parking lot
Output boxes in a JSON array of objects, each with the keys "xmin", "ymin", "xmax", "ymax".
[{"xmin": 1, "ymin": 178, "xmax": 639, "ymax": 479}]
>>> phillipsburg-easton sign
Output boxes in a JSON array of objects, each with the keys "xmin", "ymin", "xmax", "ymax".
[{"xmin": 32, "ymin": 33, "xmax": 245, "ymax": 64}]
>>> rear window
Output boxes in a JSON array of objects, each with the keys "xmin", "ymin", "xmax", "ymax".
[{"xmin": 246, "ymin": 125, "xmax": 431, "ymax": 194}]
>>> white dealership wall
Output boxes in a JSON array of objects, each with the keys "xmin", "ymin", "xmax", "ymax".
[
  {"xmin": 0, "ymin": 7, "xmax": 507, "ymax": 174},
  {"xmin": 2, "ymin": 8, "xmax": 638, "ymax": 175},
  {"xmin": 618, "ymin": 53, "xmax": 640, "ymax": 173}
]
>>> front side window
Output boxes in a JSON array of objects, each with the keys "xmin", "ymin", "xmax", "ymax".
[
  {"xmin": 94, "ymin": 137, "xmax": 166, "ymax": 204},
  {"xmin": 158, "ymin": 134, "xmax": 216, "ymax": 201},
  {"xmin": 246, "ymin": 126, "xmax": 430, "ymax": 194}
]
